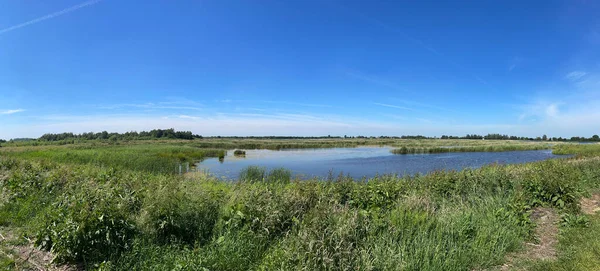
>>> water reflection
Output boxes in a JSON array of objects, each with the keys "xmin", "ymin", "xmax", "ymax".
[{"xmin": 196, "ymin": 147, "xmax": 568, "ymax": 180}]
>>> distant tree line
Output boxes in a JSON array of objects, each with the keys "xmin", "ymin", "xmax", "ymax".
[
  {"xmin": 2, "ymin": 131, "xmax": 600, "ymax": 145},
  {"xmin": 208, "ymin": 135, "xmax": 343, "ymax": 139},
  {"xmin": 441, "ymin": 133, "xmax": 600, "ymax": 141},
  {"xmin": 39, "ymin": 129, "xmax": 200, "ymax": 142}
]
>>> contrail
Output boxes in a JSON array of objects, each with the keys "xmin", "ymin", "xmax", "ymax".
[{"xmin": 0, "ymin": 0, "xmax": 102, "ymax": 35}]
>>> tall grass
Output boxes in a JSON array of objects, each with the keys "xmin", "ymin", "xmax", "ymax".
[
  {"xmin": 239, "ymin": 167, "xmax": 292, "ymax": 184},
  {"xmin": 0, "ymin": 144, "xmax": 225, "ymax": 174},
  {"xmin": 391, "ymin": 144, "xmax": 551, "ymax": 154},
  {"xmin": 1, "ymin": 142, "xmax": 599, "ymax": 270},
  {"xmin": 553, "ymin": 143, "xmax": 600, "ymax": 156},
  {"xmin": 192, "ymin": 138, "xmax": 555, "ymax": 150}
]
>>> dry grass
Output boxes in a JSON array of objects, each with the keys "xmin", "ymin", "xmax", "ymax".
[
  {"xmin": 581, "ymin": 194, "xmax": 600, "ymax": 215},
  {"xmin": 498, "ymin": 208, "xmax": 559, "ymax": 271},
  {"xmin": 0, "ymin": 228, "xmax": 79, "ymax": 271}
]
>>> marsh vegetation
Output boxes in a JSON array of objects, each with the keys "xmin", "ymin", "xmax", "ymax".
[
  {"xmin": 0, "ymin": 138, "xmax": 599, "ymax": 270},
  {"xmin": 233, "ymin": 149, "xmax": 246, "ymax": 157}
]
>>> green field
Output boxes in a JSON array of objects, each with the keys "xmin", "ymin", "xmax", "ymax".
[{"xmin": 1, "ymin": 139, "xmax": 599, "ymax": 270}]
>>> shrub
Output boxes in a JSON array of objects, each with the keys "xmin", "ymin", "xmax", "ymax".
[
  {"xmin": 35, "ymin": 181, "xmax": 138, "ymax": 265},
  {"xmin": 222, "ymin": 182, "xmax": 317, "ymax": 239},
  {"xmin": 239, "ymin": 166, "xmax": 265, "ymax": 183},
  {"xmin": 266, "ymin": 168, "xmax": 291, "ymax": 184},
  {"xmin": 140, "ymin": 180, "xmax": 223, "ymax": 246},
  {"xmin": 348, "ymin": 179, "xmax": 406, "ymax": 211},
  {"xmin": 522, "ymin": 160, "xmax": 582, "ymax": 211},
  {"xmin": 258, "ymin": 203, "xmax": 369, "ymax": 270}
]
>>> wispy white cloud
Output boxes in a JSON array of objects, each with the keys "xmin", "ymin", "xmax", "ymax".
[
  {"xmin": 4, "ymin": 106, "xmax": 600, "ymax": 139},
  {"xmin": 381, "ymin": 114, "xmax": 407, "ymax": 120},
  {"xmin": 389, "ymin": 98, "xmax": 451, "ymax": 112},
  {"xmin": 246, "ymin": 108, "xmax": 266, "ymax": 112},
  {"xmin": 545, "ymin": 103, "xmax": 559, "ymax": 117},
  {"xmin": 6, "ymin": 111, "xmax": 597, "ymax": 140},
  {"xmin": 373, "ymin": 102, "xmax": 414, "ymax": 111},
  {"xmin": 565, "ymin": 71, "xmax": 588, "ymax": 81},
  {"xmin": 178, "ymin": 115, "xmax": 199, "ymax": 120},
  {"xmin": 99, "ymin": 103, "xmax": 203, "ymax": 111},
  {"xmin": 588, "ymin": 29, "xmax": 600, "ymax": 44},
  {"xmin": 508, "ymin": 57, "xmax": 523, "ymax": 72},
  {"xmin": 258, "ymin": 100, "xmax": 334, "ymax": 108},
  {"xmin": 345, "ymin": 70, "xmax": 406, "ymax": 91},
  {"xmin": 518, "ymin": 101, "xmax": 562, "ymax": 121},
  {"xmin": 342, "ymin": 9, "xmax": 488, "ymax": 86},
  {"xmin": 0, "ymin": 0, "xmax": 102, "ymax": 35},
  {"xmin": 0, "ymin": 109, "xmax": 25, "ymax": 115},
  {"xmin": 159, "ymin": 97, "xmax": 204, "ymax": 107},
  {"xmin": 216, "ymin": 99, "xmax": 333, "ymax": 108},
  {"xmin": 415, "ymin": 118, "xmax": 433, "ymax": 124}
]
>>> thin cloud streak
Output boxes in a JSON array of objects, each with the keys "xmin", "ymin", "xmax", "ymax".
[
  {"xmin": 565, "ymin": 71, "xmax": 588, "ymax": 81},
  {"xmin": 345, "ymin": 70, "xmax": 407, "ymax": 91},
  {"xmin": 373, "ymin": 102, "xmax": 414, "ymax": 111},
  {"xmin": 5, "ymin": 111, "xmax": 598, "ymax": 139},
  {"xmin": 99, "ymin": 103, "xmax": 203, "ymax": 111},
  {"xmin": 0, "ymin": 109, "xmax": 25, "ymax": 115},
  {"xmin": 390, "ymin": 98, "xmax": 452, "ymax": 112},
  {"xmin": 255, "ymin": 100, "xmax": 335, "ymax": 108},
  {"xmin": 344, "ymin": 8, "xmax": 489, "ymax": 86},
  {"xmin": 0, "ymin": 0, "xmax": 102, "ymax": 35}
]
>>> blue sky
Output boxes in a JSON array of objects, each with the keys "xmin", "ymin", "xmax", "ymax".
[{"xmin": 1, "ymin": 0, "xmax": 600, "ymax": 139}]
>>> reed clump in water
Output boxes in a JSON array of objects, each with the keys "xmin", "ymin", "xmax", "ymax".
[
  {"xmin": 1, "ymin": 141, "xmax": 598, "ymax": 270},
  {"xmin": 233, "ymin": 149, "xmax": 246, "ymax": 157},
  {"xmin": 391, "ymin": 144, "xmax": 551, "ymax": 154}
]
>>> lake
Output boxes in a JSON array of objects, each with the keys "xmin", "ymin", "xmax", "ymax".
[{"xmin": 196, "ymin": 147, "xmax": 568, "ymax": 180}]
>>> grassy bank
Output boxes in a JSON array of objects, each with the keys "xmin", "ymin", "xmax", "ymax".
[
  {"xmin": 552, "ymin": 143, "xmax": 600, "ymax": 156},
  {"xmin": 191, "ymin": 138, "xmax": 557, "ymax": 151},
  {"xmin": 391, "ymin": 144, "xmax": 552, "ymax": 154},
  {"xmin": 1, "ymin": 141, "xmax": 600, "ymax": 270},
  {"xmin": 0, "ymin": 144, "xmax": 225, "ymax": 174}
]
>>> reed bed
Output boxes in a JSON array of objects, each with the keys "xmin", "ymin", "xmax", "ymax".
[
  {"xmin": 0, "ymin": 144, "xmax": 224, "ymax": 174},
  {"xmin": 1, "ymin": 142, "xmax": 600, "ymax": 270},
  {"xmin": 391, "ymin": 144, "xmax": 552, "ymax": 154}
]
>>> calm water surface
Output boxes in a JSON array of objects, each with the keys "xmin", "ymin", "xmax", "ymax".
[{"xmin": 196, "ymin": 147, "xmax": 567, "ymax": 180}]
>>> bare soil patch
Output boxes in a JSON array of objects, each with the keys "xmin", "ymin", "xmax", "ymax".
[
  {"xmin": 498, "ymin": 207, "xmax": 559, "ymax": 270},
  {"xmin": 0, "ymin": 228, "xmax": 79, "ymax": 271},
  {"xmin": 580, "ymin": 194, "xmax": 600, "ymax": 215}
]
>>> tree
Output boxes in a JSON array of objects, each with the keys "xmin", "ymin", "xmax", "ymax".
[
  {"xmin": 542, "ymin": 135, "xmax": 547, "ymax": 141},
  {"xmin": 593, "ymin": 135, "xmax": 599, "ymax": 141}
]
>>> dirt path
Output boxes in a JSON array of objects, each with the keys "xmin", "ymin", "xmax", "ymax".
[
  {"xmin": 499, "ymin": 207, "xmax": 559, "ymax": 270},
  {"xmin": 580, "ymin": 194, "xmax": 600, "ymax": 215},
  {"xmin": 0, "ymin": 229, "xmax": 78, "ymax": 271},
  {"xmin": 497, "ymin": 194, "xmax": 600, "ymax": 270}
]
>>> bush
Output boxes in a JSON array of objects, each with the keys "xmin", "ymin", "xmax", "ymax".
[
  {"xmin": 222, "ymin": 182, "xmax": 317, "ymax": 239},
  {"xmin": 239, "ymin": 166, "xmax": 265, "ymax": 182},
  {"xmin": 35, "ymin": 181, "xmax": 138, "ymax": 265},
  {"xmin": 140, "ymin": 180, "xmax": 223, "ymax": 246},
  {"xmin": 522, "ymin": 160, "xmax": 582, "ymax": 211},
  {"xmin": 266, "ymin": 168, "xmax": 291, "ymax": 184},
  {"xmin": 258, "ymin": 204, "xmax": 369, "ymax": 270}
]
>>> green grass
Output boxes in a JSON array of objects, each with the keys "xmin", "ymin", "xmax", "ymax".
[
  {"xmin": 513, "ymin": 213, "xmax": 600, "ymax": 271},
  {"xmin": 0, "ymin": 144, "xmax": 225, "ymax": 174},
  {"xmin": 391, "ymin": 144, "xmax": 552, "ymax": 154},
  {"xmin": 0, "ymin": 140, "xmax": 599, "ymax": 270},
  {"xmin": 0, "ymin": 256, "xmax": 16, "ymax": 270},
  {"xmin": 552, "ymin": 143, "xmax": 600, "ymax": 156}
]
